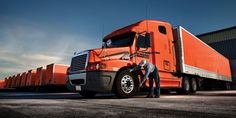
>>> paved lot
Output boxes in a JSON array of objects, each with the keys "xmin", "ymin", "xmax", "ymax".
[{"xmin": 0, "ymin": 91, "xmax": 236, "ymax": 118}]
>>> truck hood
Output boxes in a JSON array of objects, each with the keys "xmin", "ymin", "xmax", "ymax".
[{"xmin": 90, "ymin": 47, "xmax": 130, "ymax": 61}]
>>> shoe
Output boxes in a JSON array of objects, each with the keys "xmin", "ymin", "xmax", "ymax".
[
  {"xmin": 154, "ymin": 95, "xmax": 160, "ymax": 98},
  {"xmin": 146, "ymin": 94, "xmax": 154, "ymax": 98}
]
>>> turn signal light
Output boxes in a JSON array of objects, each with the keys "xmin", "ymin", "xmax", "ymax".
[{"xmin": 87, "ymin": 62, "xmax": 107, "ymax": 71}]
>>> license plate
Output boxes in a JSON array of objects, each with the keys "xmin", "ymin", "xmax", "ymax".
[{"xmin": 76, "ymin": 86, "xmax": 81, "ymax": 91}]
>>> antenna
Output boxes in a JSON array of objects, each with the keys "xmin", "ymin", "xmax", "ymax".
[{"xmin": 145, "ymin": 0, "xmax": 149, "ymax": 32}]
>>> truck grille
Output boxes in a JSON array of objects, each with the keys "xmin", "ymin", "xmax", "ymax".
[{"xmin": 70, "ymin": 53, "xmax": 88, "ymax": 72}]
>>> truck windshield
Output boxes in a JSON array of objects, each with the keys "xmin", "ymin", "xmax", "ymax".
[{"xmin": 103, "ymin": 32, "xmax": 135, "ymax": 48}]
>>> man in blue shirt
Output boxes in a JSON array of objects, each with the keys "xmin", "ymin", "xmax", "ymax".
[{"xmin": 130, "ymin": 60, "xmax": 160, "ymax": 98}]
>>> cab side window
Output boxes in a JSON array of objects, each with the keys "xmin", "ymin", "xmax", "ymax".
[
  {"xmin": 158, "ymin": 26, "xmax": 167, "ymax": 35},
  {"xmin": 136, "ymin": 34, "xmax": 146, "ymax": 48}
]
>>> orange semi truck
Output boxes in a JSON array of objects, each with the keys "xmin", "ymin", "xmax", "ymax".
[{"xmin": 67, "ymin": 20, "xmax": 232, "ymax": 98}]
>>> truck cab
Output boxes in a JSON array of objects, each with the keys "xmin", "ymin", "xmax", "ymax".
[{"xmin": 67, "ymin": 20, "xmax": 182, "ymax": 98}]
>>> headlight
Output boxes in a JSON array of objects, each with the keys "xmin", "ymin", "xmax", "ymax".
[
  {"xmin": 99, "ymin": 63, "xmax": 107, "ymax": 69},
  {"xmin": 87, "ymin": 62, "xmax": 107, "ymax": 71},
  {"xmin": 96, "ymin": 63, "xmax": 100, "ymax": 70}
]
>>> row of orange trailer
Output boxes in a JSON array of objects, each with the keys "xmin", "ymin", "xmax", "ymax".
[{"xmin": 1, "ymin": 63, "xmax": 69, "ymax": 89}]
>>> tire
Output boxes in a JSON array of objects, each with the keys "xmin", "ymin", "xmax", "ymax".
[
  {"xmin": 114, "ymin": 69, "xmax": 137, "ymax": 98},
  {"xmin": 190, "ymin": 78, "xmax": 197, "ymax": 94},
  {"xmin": 177, "ymin": 76, "xmax": 190, "ymax": 95},
  {"xmin": 226, "ymin": 82, "xmax": 231, "ymax": 90},
  {"xmin": 79, "ymin": 91, "xmax": 96, "ymax": 98}
]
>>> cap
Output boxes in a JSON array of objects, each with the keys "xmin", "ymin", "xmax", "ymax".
[{"xmin": 139, "ymin": 60, "xmax": 147, "ymax": 67}]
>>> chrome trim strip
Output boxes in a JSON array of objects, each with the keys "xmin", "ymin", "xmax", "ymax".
[{"xmin": 184, "ymin": 64, "xmax": 231, "ymax": 82}]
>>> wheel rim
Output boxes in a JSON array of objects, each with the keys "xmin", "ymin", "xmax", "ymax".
[{"xmin": 121, "ymin": 75, "xmax": 134, "ymax": 94}]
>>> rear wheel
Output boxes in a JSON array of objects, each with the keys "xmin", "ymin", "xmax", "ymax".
[
  {"xmin": 79, "ymin": 91, "xmax": 96, "ymax": 98},
  {"xmin": 225, "ymin": 82, "xmax": 231, "ymax": 90},
  {"xmin": 190, "ymin": 78, "xmax": 197, "ymax": 94},
  {"xmin": 177, "ymin": 76, "xmax": 190, "ymax": 95},
  {"xmin": 114, "ymin": 69, "xmax": 137, "ymax": 98}
]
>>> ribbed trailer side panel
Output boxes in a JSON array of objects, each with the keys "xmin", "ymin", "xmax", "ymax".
[{"xmin": 175, "ymin": 26, "xmax": 231, "ymax": 81}]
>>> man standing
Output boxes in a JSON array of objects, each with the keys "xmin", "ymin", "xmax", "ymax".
[{"xmin": 130, "ymin": 60, "xmax": 160, "ymax": 98}]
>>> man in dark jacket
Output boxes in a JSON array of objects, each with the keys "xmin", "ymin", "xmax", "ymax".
[{"xmin": 130, "ymin": 60, "xmax": 160, "ymax": 98}]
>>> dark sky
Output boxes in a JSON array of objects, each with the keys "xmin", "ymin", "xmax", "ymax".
[{"xmin": 0, "ymin": 0, "xmax": 236, "ymax": 79}]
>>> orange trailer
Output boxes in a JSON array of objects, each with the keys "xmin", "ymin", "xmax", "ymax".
[
  {"xmin": 15, "ymin": 74, "xmax": 21, "ymax": 88},
  {"xmin": 0, "ymin": 80, "xmax": 4, "ymax": 89},
  {"xmin": 27, "ymin": 69, "xmax": 37, "ymax": 86},
  {"xmin": 7, "ymin": 76, "xmax": 12, "ymax": 88},
  {"xmin": 11, "ymin": 75, "xmax": 16, "ymax": 88},
  {"xmin": 67, "ymin": 20, "xmax": 232, "ymax": 98},
  {"xmin": 26, "ymin": 71, "xmax": 31, "ymax": 86},
  {"xmin": 45, "ymin": 63, "xmax": 69, "ymax": 85},
  {"xmin": 35, "ymin": 67, "xmax": 46, "ymax": 86},
  {"xmin": 20, "ymin": 72, "xmax": 27, "ymax": 87},
  {"xmin": 4, "ymin": 77, "xmax": 8, "ymax": 88},
  {"xmin": 173, "ymin": 26, "xmax": 231, "ymax": 82}
]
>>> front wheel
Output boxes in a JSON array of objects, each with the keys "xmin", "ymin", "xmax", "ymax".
[{"xmin": 114, "ymin": 69, "xmax": 137, "ymax": 98}]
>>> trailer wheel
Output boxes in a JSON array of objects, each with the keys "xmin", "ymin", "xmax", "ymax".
[
  {"xmin": 79, "ymin": 91, "xmax": 96, "ymax": 98},
  {"xmin": 190, "ymin": 78, "xmax": 197, "ymax": 94},
  {"xmin": 226, "ymin": 82, "xmax": 231, "ymax": 90},
  {"xmin": 114, "ymin": 69, "xmax": 137, "ymax": 98},
  {"xmin": 177, "ymin": 76, "xmax": 190, "ymax": 95}
]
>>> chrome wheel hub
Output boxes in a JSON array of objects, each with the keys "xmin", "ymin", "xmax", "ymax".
[{"xmin": 121, "ymin": 75, "xmax": 134, "ymax": 94}]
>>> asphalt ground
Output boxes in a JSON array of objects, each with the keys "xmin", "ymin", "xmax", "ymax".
[{"xmin": 0, "ymin": 90, "xmax": 236, "ymax": 118}]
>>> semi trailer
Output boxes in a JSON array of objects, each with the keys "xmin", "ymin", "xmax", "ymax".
[{"xmin": 68, "ymin": 20, "xmax": 230, "ymax": 97}]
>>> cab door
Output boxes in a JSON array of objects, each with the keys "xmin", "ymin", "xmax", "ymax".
[
  {"xmin": 134, "ymin": 33, "xmax": 152, "ymax": 65},
  {"xmin": 152, "ymin": 24, "xmax": 175, "ymax": 72}
]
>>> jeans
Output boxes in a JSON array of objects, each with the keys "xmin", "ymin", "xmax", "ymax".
[{"xmin": 148, "ymin": 67, "xmax": 160, "ymax": 96}]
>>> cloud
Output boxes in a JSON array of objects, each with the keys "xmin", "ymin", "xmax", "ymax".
[
  {"xmin": 0, "ymin": 52, "xmax": 20, "ymax": 65},
  {"xmin": 0, "ymin": 67, "xmax": 24, "ymax": 74},
  {"xmin": 21, "ymin": 54, "xmax": 62, "ymax": 62},
  {"xmin": 0, "ymin": 17, "xmax": 101, "ymax": 79}
]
